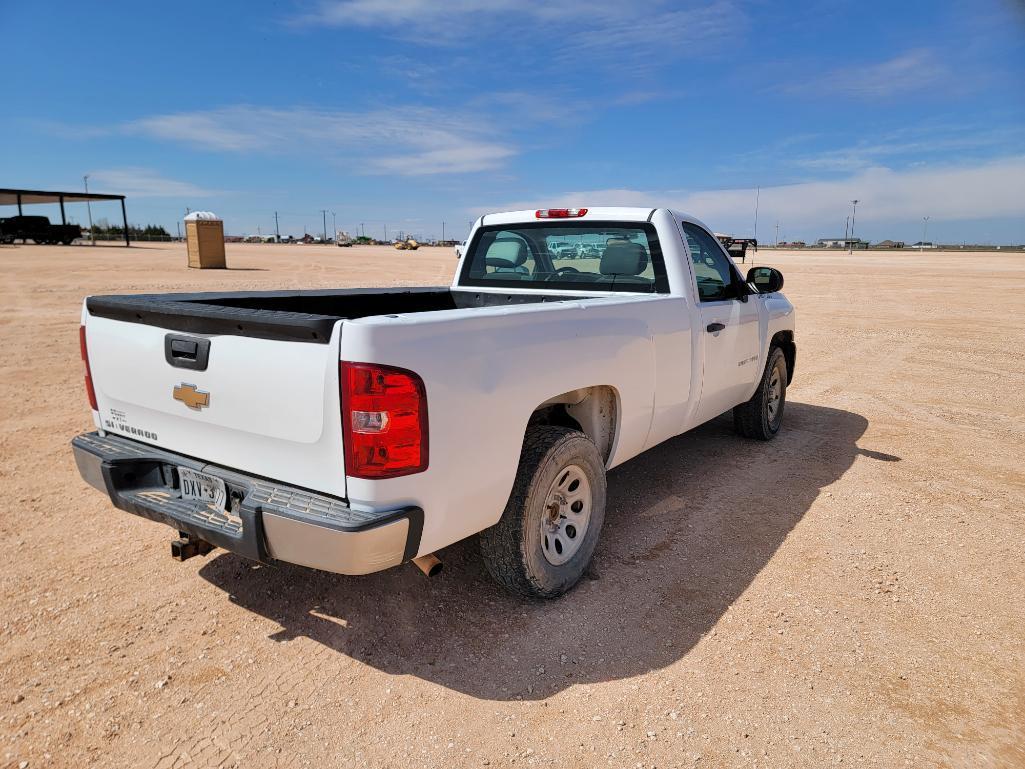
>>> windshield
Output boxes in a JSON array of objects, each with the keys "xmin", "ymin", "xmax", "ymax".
[{"xmin": 459, "ymin": 222, "xmax": 668, "ymax": 293}]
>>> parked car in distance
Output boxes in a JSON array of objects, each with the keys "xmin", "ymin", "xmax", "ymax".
[
  {"xmin": 72, "ymin": 206, "xmax": 795, "ymax": 598},
  {"xmin": 0, "ymin": 215, "xmax": 82, "ymax": 245}
]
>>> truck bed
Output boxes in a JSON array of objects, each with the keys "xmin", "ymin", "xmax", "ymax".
[{"xmin": 86, "ymin": 287, "xmax": 582, "ymax": 343}]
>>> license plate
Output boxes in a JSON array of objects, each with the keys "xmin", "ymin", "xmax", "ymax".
[{"xmin": 178, "ymin": 466, "xmax": 227, "ymax": 510}]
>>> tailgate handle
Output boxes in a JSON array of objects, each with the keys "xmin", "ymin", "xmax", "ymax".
[{"xmin": 164, "ymin": 334, "xmax": 210, "ymax": 371}]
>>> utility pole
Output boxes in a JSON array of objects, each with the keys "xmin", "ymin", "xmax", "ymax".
[
  {"xmin": 176, "ymin": 221, "xmax": 181, "ymax": 240},
  {"xmin": 384, "ymin": 223, "xmax": 388, "ymax": 241},
  {"xmin": 442, "ymin": 221, "xmax": 445, "ymax": 242},
  {"xmin": 849, "ymin": 199, "xmax": 859, "ymax": 253},
  {"xmin": 844, "ymin": 215, "xmax": 850, "ymax": 246},
  {"xmin": 321, "ymin": 210, "xmax": 328, "ymax": 242},
  {"xmin": 331, "ymin": 212, "xmax": 336, "ymax": 240},
  {"xmin": 921, "ymin": 216, "xmax": 930, "ymax": 251},
  {"xmin": 83, "ymin": 175, "xmax": 95, "ymax": 245},
  {"xmin": 775, "ymin": 221, "xmax": 779, "ymax": 247},
  {"xmin": 274, "ymin": 211, "xmax": 280, "ymax": 242},
  {"xmin": 360, "ymin": 222, "xmax": 365, "ymax": 238},
  {"xmin": 753, "ymin": 186, "xmax": 760, "ymax": 241}
]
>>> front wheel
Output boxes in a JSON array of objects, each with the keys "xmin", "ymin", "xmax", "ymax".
[
  {"xmin": 733, "ymin": 346, "xmax": 788, "ymax": 440},
  {"xmin": 480, "ymin": 427, "xmax": 606, "ymax": 598}
]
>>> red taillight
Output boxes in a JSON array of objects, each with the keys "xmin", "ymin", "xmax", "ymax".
[
  {"xmin": 340, "ymin": 361, "xmax": 428, "ymax": 479},
  {"xmin": 80, "ymin": 325, "xmax": 98, "ymax": 410},
  {"xmin": 536, "ymin": 208, "xmax": 587, "ymax": 219}
]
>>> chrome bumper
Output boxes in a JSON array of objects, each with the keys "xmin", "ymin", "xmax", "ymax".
[{"xmin": 71, "ymin": 431, "xmax": 422, "ymax": 576}]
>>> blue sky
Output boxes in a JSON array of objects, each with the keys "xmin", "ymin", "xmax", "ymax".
[{"xmin": 2, "ymin": 0, "xmax": 1024, "ymax": 244}]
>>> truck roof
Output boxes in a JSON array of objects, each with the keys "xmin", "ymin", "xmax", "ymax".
[
  {"xmin": 479, "ymin": 207, "xmax": 711, "ymax": 230},
  {"xmin": 481, "ymin": 207, "xmax": 657, "ymax": 226}
]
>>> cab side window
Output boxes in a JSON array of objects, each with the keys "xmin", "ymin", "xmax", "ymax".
[{"xmin": 682, "ymin": 223, "xmax": 737, "ymax": 301}]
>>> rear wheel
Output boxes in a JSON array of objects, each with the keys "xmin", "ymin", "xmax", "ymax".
[
  {"xmin": 480, "ymin": 426, "xmax": 606, "ymax": 598},
  {"xmin": 733, "ymin": 347, "xmax": 788, "ymax": 440}
]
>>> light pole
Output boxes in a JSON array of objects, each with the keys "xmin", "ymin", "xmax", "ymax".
[
  {"xmin": 83, "ymin": 175, "xmax": 95, "ymax": 245},
  {"xmin": 321, "ymin": 210, "xmax": 328, "ymax": 243},
  {"xmin": 921, "ymin": 216, "xmax": 930, "ymax": 251},
  {"xmin": 331, "ymin": 212, "xmax": 336, "ymax": 241},
  {"xmin": 753, "ymin": 185, "xmax": 760, "ymax": 241},
  {"xmin": 849, "ymin": 199, "xmax": 859, "ymax": 253}
]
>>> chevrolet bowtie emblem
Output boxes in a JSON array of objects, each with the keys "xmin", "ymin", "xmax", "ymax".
[{"xmin": 173, "ymin": 383, "xmax": 210, "ymax": 410}]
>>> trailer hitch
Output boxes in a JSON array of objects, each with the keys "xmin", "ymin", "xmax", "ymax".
[{"xmin": 171, "ymin": 533, "xmax": 214, "ymax": 561}]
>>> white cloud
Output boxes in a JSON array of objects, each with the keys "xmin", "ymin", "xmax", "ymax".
[
  {"xmin": 791, "ymin": 127, "xmax": 1025, "ymax": 172},
  {"xmin": 297, "ymin": 0, "xmax": 745, "ymax": 65},
  {"xmin": 87, "ymin": 168, "xmax": 216, "ymax": 198},
  {"xmin": 374, "ymin": 144, "xmax": 515, "ymax": 175},
  {"xmin": 490, "ymin": 156, "xmax": 1025, "ymax": 234},
  {"xmin": 558, "ymin": 1, "xmax": 745, "ymax": 61},
  {"xmin": 300, "ymin": 0, "xmax": 522, "ymax": 29},
  {"xmin": 781, "ymin": 48, "xmax": 949, "ymax": 100},
  {"xmin": 126, "ymin": 106, "xmax": 514, "ymax": 175}
]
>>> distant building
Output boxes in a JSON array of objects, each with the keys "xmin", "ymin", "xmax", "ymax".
[
  {"xmin": 816, "ymin": 237, "xmax": 869, "ymax": 249},
  {"xmin": 778, "ymin": 240, "xmax": 806, "ymax": 248},
  {"xmin": 910, "ymin": 241, "xmax": 937, "ymax": 249},
  {"xmin": 874, "ymin": 240, "xmax": 905, "ymax": 248}
]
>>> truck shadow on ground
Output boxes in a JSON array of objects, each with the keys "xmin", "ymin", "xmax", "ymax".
[{"xmin": 199, "ymin": 402, "xmax": 885, "ymax": 700}]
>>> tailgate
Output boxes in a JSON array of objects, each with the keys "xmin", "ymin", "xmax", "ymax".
[{"xmin": 83, "ymin": 313, "xmax": 346, "ymax": 498}]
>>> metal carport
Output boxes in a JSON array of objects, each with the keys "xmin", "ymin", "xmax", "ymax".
[{"xmin": 0, "ymin": 187, "xmax": 130, "ymax": 246}]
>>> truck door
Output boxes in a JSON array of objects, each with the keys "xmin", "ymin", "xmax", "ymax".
[{"xmin": 680, "ymin": 222, "xmax": 761, "ymax": 424}]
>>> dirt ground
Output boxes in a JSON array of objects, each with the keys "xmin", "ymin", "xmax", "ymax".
[{"xmin": 1, "ymin": 242, "xmax": 1023, "ymax": 769}]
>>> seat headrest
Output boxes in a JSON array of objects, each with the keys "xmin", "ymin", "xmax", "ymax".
[
  {"xmin": 487, "ymin": 239, "xmax": 527, "ymax": 266},
  {"xmin": 600, "ymin": 240, "xmax": 648, "ymax": 276}
]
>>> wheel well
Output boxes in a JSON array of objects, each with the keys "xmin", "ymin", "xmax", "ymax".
[
  {"xmin": 527, "ymin": 386, "xmax": 618, "ymax": 464},
  {"xmin": 771, "ymin": 330, "xmax": 796, "ymax": 384}
]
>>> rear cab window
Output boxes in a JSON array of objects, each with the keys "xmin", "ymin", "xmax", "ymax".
[{"xmin": 459, "ymin": 221, "xmax": 670, "ymax": 293}]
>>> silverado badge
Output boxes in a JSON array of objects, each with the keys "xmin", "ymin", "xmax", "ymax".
[{"xmin": 173, "ymin": 383, "xmax": 210, "ymax": 411}]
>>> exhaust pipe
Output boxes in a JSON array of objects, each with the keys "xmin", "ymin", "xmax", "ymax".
[{"xmin": 412, "ymin": 553, "xmax": 443, "ymax": 577}]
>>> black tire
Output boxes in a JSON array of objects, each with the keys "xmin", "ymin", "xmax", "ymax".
[
  {"xmin": 733, "ymin": 346, "xmax": 788, "ymax": 440},
  {"xmin": 479, "ymin": 426, "xmax": 607, "ymax": 599}
]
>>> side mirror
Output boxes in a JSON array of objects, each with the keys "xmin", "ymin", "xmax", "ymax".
[{"xmin": 746, "ymin": 266, "xmax": 784, "ymax": 293}]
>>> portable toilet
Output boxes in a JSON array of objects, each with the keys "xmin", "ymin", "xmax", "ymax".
[{"xmin": 184, "ymin": 211, "xmax": 226, "ymax": 269}]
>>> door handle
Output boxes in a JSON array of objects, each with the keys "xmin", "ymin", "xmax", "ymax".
[
  {"xmin": 170, "ymin": 339, "xmax": 198, "ymax": 359},
  {"xmin": 706, "ymin": 322, "xmax": 726, "ymax": 333},
  {"xmin": 164, "ymin": 334, "xmax": 211, "ymax": 371}
]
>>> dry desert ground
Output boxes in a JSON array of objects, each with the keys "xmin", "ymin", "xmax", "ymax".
[{"xmin": 1, "ymin": 242, "xmax": 1023, "ymax": 769}]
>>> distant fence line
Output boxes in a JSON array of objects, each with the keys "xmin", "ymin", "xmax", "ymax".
[
  {"xmin": 86, "ymin": 234, "xmax": 177, "ymax": 242},
  {"xmin": 63, "ymin": 236, "xmax": 1025, "ymax": 251},
  {"xmin": 759, "ymin": 244, "xmax": 1025, "ymax": 252}
]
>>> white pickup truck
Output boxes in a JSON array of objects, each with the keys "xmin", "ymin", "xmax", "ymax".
[{"xmin": 72, "ymin": 207, "xmax": 795, "ymax": 598}]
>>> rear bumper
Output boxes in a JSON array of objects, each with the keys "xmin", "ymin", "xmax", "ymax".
[{"xmin": 71, "ymin": 432, "xmax": 423, "ymax": 575}]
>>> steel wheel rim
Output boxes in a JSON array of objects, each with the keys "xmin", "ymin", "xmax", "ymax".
[
  {"xmin": 540, "ymin": 464, "xmax": 592, "ymax": 566},
  {"xmin": 767, "ymin": 367, "xmax": 782, "ymax": 423}
]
